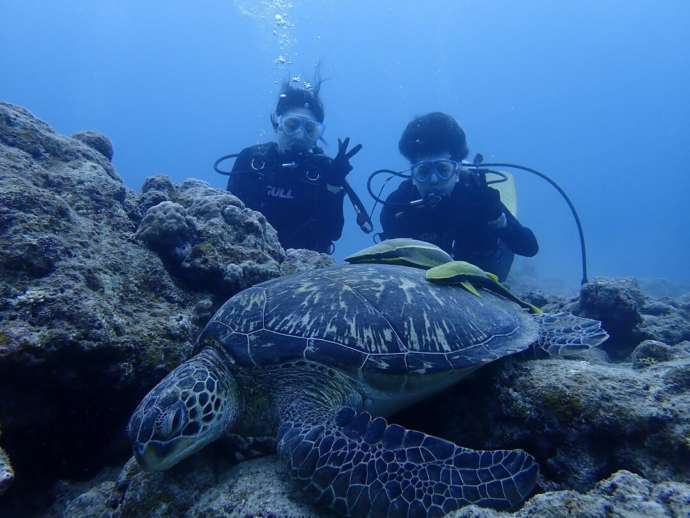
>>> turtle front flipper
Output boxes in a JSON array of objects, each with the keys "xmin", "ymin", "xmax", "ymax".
[
  {"xmin": 278, "ymin": 405, "xmax": 538, "ymax": 516},
  {"xmin": 535, "ymin": 312, "xmax": 609, "ymax": 356}
]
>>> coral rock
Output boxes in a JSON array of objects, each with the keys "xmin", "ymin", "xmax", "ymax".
[
  {"xmin": 280, "ymin": 247, "xmax": 337, "ymax": 276},
  {"xmin": 136, "ymin": 201, "xmax": 197, "ymax": 254},
  {"xmin": 405, "ymin": 355, "xmax": 690, "ymax": 492},
  {"xmin": 71, "ymin": 131, "xmax": 114, "ymax": 162},
  {"xmin": 448, "ymin": 470, "xmax": 690, "ymax": 517},
  {"xmin": 576, "ymin": 277, "xmax": 645, "ymax": 358},
  {"xmin": 631, "ymin": 340, "xmax": 677, "ymax": 369},
  {"xmin": 135, "ymin": 177, "xmax": 285, "ymax": 298}
]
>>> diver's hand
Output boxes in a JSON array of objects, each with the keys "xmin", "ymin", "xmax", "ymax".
[
  {"xmin": 330, "ymin": 138, "xmax": 363, "ymax": 184},
  {"xmin": 451, "ymin": 184, "xmax": 504, "ymax": 226},
  {"xmin": 474, "ymin": 186, "xmax": 503, "ymax": 223}
]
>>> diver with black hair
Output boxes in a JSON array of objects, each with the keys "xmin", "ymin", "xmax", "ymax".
[
  {"xmin": 380, "ymin": 112, "xmax": 538, "ymax": 280},
  {"xmin": 226, "ymin": 73, "xmax": 362, "ymax": 253}
]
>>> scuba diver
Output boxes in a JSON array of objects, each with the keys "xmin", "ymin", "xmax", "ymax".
[
  {"xmin": 379, "ymin": 112, "xmax": 538, "ymax": 280},
  {"xmin": 224, "ymin": 76, "xmax": 363, "ymax": 254}
]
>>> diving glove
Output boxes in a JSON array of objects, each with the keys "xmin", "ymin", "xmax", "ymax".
[
  {"xmin": 473, "ymin": 185, "xmax": 504, "ymax": 224},
  {"xmin": 488, "ymin": 212, "xmax": 508, "ymax": 229},
  {"xmin": 330, "ymin": 137, "xmax": 363, "ymax": 184}
]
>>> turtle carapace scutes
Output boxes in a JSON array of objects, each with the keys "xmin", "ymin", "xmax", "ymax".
[{"xmin": 128, "ymin": 263, "xmax": 607, "ymax": 517}]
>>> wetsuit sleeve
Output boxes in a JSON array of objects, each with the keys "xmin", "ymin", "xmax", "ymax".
[
  {"xmin": 498, "ymin": 206, "xmax": 539, "ymax": 257},
  {"xmin": 321, "ymin": 187, "xmax": 346, "ymax": 243},
  {"xmin": 380, "ymin": 185, "xmax": 416, "ymax": 240},
  {"xmin": 226, "ymin": 148, "xmax": 262, "ymax": 210}
]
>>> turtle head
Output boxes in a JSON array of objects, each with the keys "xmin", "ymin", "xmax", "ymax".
[{"xmin": 127, "ymin": 348, "xmax": 240, "ymax": 471}]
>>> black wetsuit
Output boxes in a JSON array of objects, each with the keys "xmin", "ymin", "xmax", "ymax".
[
  {"xmin": 380, "ymin": 177, "xmax": 538, "ymax": 280},
  {"xmin": 227, "ymin": 143, "xmax": 345, "ymax": 253}
]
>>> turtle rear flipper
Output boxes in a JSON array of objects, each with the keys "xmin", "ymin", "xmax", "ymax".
[
  {"xmin": 535, "ymin": 312, "xmax": 609, "ymax": 357},
  {"xmin": 278, "ymin": 406, "xmax": 538, "ymax": 516}
]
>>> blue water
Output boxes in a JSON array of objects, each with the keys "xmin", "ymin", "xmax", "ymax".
[{"xmin": 2, "ymin": 0, "xmax": 689, "ymax": 287}]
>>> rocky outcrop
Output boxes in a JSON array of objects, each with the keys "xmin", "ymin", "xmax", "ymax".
[
  {"xmin": 134, "ymin": 176, "xmax": 287, "ymax": 297},
  {"xmin": 47, "ymin": 454, "xmax": 329, "ymax": 518},
  {"xmin": 0, "ymin": 102, "xmax": 332, "ymax": 513},
  {"xmin": 71, "ymin": 131, "xmax": 114, "ymax": 162},
  {"xmin": 574, "ymin": 277, "xmax": 646, "ymax": 359},
  {"xmin": 452, "ymin": 470, "xmax": 690, "ymax": 517},
  {"xmin": 280, "ymin": 247, "xmax": 337, "ymax": 276},
  {"xmin": 49, "ymin": 456, "xmax": 690, "ymax": 518},
  {"xmin": 399, "ymin": 341, "xmax": 690, "ymax": 495}
]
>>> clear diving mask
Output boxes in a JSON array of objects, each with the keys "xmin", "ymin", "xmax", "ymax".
[
  {"xmin": 410, "ymin": 159, "xmax": 460, "ymax": 183},
  {"xmin": 278, "ymin": 114, "xmax": 324, "ymax": 140}
]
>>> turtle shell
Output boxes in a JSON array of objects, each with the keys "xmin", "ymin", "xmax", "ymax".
[{"xmin": 197, "ymin": 264, "xmax": 538, "ymax": 375}]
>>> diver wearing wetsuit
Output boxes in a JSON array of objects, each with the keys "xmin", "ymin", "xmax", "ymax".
[
  {"xmin": 228, "ymin": 79, "xmax": 361, "ymax": 254},
  {"xmin": 380, "ymin": 112, "xmax": 538, "ymax": 280}
]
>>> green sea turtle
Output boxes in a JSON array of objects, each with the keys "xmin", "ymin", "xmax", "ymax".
[{"xmin": 128, "ymin": 263, "xmax": 607, "ymax": 517}]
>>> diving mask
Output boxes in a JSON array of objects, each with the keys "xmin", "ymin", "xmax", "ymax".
[
  {"xmin": 411, "ymin": 159, "xmax": 460, "ymax": 183},
  {"xmin": 279, "ymin": 114, "xmax": 324, "ymax": 140}
]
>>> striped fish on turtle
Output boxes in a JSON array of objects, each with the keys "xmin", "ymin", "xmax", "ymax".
[{"xmin": 128, "ymin": 239, "xmax": 608, "ymax": 517}]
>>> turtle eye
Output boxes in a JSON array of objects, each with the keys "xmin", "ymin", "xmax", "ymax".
[{"xmin": 158, "ymin": 403, "xmax": 186, "ymax": 439}]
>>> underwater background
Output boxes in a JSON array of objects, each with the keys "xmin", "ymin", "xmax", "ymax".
[
  {"xmin": 2, "ymin": 0, "xmax": 690, "ymax": 287},
  {"xmin": 3, "ymin": 3, "xmax": 690, "ymax": 516}
]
